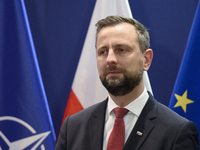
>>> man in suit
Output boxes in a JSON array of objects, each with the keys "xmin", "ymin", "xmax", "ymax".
[{"xmin": 55, "ymin": 16, "xmax": 199, "ymax": 150}]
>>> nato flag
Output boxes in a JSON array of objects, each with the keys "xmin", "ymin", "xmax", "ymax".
[
  {"xmin": 0, "ymin": 0, "xmax": 56, "ymax": 149},
  {"xmin": 169, "ymin": 1, "xmax": 200, "ymax": 140}
]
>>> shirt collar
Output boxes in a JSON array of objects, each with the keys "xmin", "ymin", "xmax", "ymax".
[{"xmin": 107, "ymin": 87, "xmax": 149, "ymax": 117}]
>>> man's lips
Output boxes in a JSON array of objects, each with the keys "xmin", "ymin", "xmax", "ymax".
[
  {"xmin": 106, "ymin": 70, "xmax": 122, "ymax": 76},
  {"xmin": 108, "ymin": 70, "xmax": 120, "ymax": 74}
]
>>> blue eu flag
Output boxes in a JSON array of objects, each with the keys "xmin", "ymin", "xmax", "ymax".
[
  {"xmin": 0, "ymin": 0, "xmax": 56, "ymax": 149},
  {"xmin": 169, "ymin": 1, "xmax": 200, "ymax": 139}
]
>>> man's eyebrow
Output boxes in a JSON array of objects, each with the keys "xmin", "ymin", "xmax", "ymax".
[
  {"xmin": 115, "ymin": 43, "xmax": 132, "ymax": 48},
  {"xmin": 97, "ymin": 46, "xmax": 108, "ymax": 50}
]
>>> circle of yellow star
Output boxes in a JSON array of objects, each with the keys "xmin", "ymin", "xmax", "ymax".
[{"xmin": 174, "ymin": 90, "xmax": 194, "ymax": 113}]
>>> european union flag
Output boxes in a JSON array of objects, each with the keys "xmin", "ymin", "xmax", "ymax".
[
  {"xmin": 0, "ymin": 0, "xmax": 56, "ymax": 149},
  {"xmin": 169, "ymin": 1, "xmax": 200, "ymax": 139}
]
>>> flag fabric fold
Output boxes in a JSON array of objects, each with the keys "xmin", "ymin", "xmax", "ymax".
[
  {"xmin": 62, "ymin": 0, "xmax": 153, "ymax": 123},
  {"xmin": 0, "ymin": 0, "xmax": 56, "ymax": 149},
  {"xmin": 169, "ymin": 1, "xmax": 200, "ymax": 138}
]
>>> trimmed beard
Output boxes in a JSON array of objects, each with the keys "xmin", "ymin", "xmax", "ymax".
[{"xmin": 100, "ymin": 64, "xmax": 143, "ymax": 96}]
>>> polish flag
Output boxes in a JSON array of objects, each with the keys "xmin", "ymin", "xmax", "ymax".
[{"xmin": 62, "ymin": 0, "xmax": 153, "ymax": 123}]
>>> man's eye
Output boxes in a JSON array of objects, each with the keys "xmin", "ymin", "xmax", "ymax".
[
  {"xmin": 99, "ymin": 50, "xmax": 107, "ymax": 55},
  {"xmin": 118, "ymin": 48, "xmax": 125, "ymax": 53}
]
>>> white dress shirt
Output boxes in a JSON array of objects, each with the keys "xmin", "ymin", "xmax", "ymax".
[{"xmin": 103, "ymin": 87, "xmax": 149, "ymax": 150}]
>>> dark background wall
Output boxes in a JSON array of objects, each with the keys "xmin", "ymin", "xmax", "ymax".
[{"xmin": 24, "ymin": 0, "xmax": 199, "ymax": 135}]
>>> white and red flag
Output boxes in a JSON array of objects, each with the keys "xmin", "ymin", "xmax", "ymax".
[{"xmin": 62, "ymin": 0, "xmax": 153, "ymax": 123}]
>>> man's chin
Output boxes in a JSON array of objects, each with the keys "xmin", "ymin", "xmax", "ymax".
[{"xmin": 106, "ymin": 78, "xmax": 123, "ymax": 87}]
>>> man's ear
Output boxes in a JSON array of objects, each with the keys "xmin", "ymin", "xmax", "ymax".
[{"xmin": 143, "ymin": 49, "xmax": 153, "ymax": 71}]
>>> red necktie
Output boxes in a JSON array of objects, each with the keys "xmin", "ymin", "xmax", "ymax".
[{"xmin": 107, "ymin": 108, "xmax": 129, "ymax": 150}]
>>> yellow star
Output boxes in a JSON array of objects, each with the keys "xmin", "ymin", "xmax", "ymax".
[{"xmin": 174, "ymin": 90, "xmax": 194, "ymax": 113}]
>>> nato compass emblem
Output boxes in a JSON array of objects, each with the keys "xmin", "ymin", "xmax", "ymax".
[{"xmin": 0, "ymin": 116, "xmax": 51, "ymax": 150}]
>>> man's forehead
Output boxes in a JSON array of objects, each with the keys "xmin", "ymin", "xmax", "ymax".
[
  {"xmin": 97, "ymin": 23, "xmax": 136, "ymax": 37},
  {"xmin": 101, "ymin": 22, "xmax": 135, "ymax": 30},
  {"xmin": 95, "ymin": 22, "xmax": 137, "ymax": 48}
]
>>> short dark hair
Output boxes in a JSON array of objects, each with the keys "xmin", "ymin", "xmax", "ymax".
[{"xmin": 95, "ymin": 15, "xmax": 150, "ymax": 52}]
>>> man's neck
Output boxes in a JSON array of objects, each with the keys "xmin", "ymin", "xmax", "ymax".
[{"xmin": 109, "ymin": 83, "xmax": 144, "ymax": 108}]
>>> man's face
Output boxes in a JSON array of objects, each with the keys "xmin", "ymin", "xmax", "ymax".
[{"xmin": 96, "ymin": 23, "xmax": 145, "ymax": 96}]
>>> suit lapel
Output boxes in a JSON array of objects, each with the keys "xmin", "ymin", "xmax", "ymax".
[
  {"xmin": 123, "ymin": 93, "xmax": 157, "ymax": 150},
  {"xmin": 89, "ymin": 99, "xmax": 108, "ymax": 150}
]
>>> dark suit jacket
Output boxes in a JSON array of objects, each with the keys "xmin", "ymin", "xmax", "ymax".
[{"xmin": 55, "ymin": 93, "xmax": 199, "ymax": 150}]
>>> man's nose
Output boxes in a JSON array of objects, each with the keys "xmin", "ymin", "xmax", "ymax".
[{"xmin": 106, "ymin": 50, "xmax": 117, "ymax": 66}]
